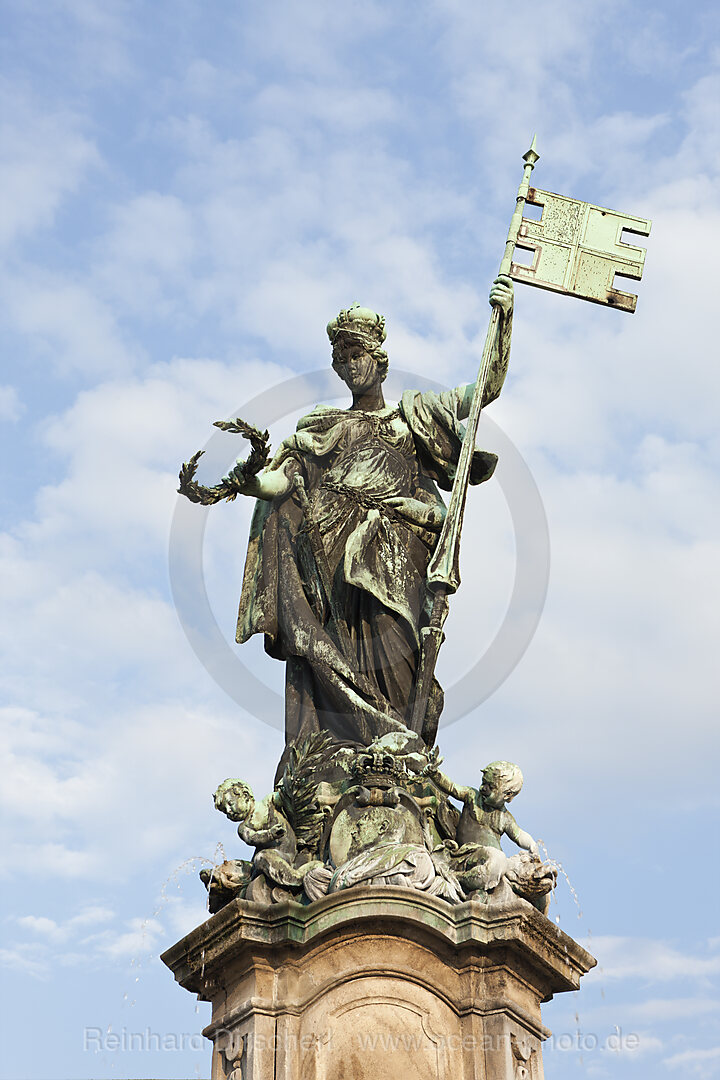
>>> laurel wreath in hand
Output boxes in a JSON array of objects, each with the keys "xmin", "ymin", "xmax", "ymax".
[{"xmin": 177, "ymin": 418, "xmax": 271, "ymax": 506}]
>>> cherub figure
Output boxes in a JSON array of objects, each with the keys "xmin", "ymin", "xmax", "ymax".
[
  {"xmin": 214, "ymin": 779, "xmax": 289, "ymax": 851},
  {"xmin": 214, "ymin": 778, "xmax": 322, "ymax": 905},
  {"xmin": 426, "ymin": 759, "xmax": 538, "ymax": 898}
]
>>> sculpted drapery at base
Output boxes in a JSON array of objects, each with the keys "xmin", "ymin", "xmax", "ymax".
[{"xmin": 234, "ymin": 280, "xmax": 514, "ymax": 753}]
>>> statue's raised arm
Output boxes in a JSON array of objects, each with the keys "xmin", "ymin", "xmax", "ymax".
[
  {"xmin": 178, "ymin": 282, "xmax": 515, "ymax": 760},
  {"xmin": 456, "ymin": 275, "xmax": 514, "ymax": 419},
  {"xmin": 230, "ymin": 292, "xmax": 512, "ymax": 762}
]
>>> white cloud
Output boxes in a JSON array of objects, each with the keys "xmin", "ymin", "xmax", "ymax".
[
  {"xmin": 163, "ymin": 898, "xmax": 211, "ymax": 940},
  {"xmin": 5, "ymin": 905, "xmax": 166, "ymax": 977},
  {"xmin": 4, "ymin": 843, "xmax": 97, "ymax": 879},
  {"xmin": 665, "ymin": 1046, "xmax": 720, "ymax": 1073},
  {"xmin": 255, "ymin": 81, "xmax": 399, "ymax": 132},
  {"xmin": 96, "ymin": 193, "xmax": 197, "ymax": 316},
  {"xmin": 0, "ymin": 356, "xmax": 294, "ymax": 713},
  {"xmin": 677, "ymin": 70, "xmax": 720, "ymax": 175},
  {"xmin": 67, "ymin": 905, "xmax": 115, "ymax": 928},
  {"xmin": 0, "ymin": 354, "xmax": 293, "ymax": 905},
  {"xmin": 95, "ymin": 917, "xmax": 164, "ymax": 960},
  {"xmin": 0, "ymin": 386, "xmax": 22, "ymax": 422},
  {"xmin": 8, "ymin": 0, "xmax": 136, "ymax": 86},
  {"xmin": 0, "ymin": 699, "xmax": 270, "ymax": 877},
  {"xmin": 425, "ymin": 51, "xmax": 720, "ymax": 796},
  {"xmin": 2, "ymin": 272, "xmax": 140, "ymax": 377},
  {"xmin": 588, "ymin": 937, "xmax": 720, "ymax": 982},
  {"xmin": 433, "ymin": 0, "xmax": 599, "ymax": 128},
  {"xmin": 14, "ymin": 906, "xmax": 114, "ymax": 942},
  {"xmin": 0, "ymin": 944, "xmax": 48, "ymax": 980},
  {"xmin": 628, "ymin": 1034, "xmax": 664, "ymax": 1057},
  {"xmin": 16, "ymin": 915, "xmax": 62, "ymax": 938},
  {"xmin": 234, "ymin": 1, "xmax": 390, "ymax": 83},
  {"xmin": 629, "ymin": 997, "xmax": 720, "ymax": 1023},
  {"xmin": 0, "ymin": 81, "xmax": 99, "ymax": 251}
]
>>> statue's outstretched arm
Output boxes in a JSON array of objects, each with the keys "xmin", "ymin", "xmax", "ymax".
[
  {"xmin": 457, "ymin": 276, "xmax": 514, "ymax": 420},
  {"xmin": 178, "ymin": 419, "xmax": 288, "ymax": 506},
  {"xmin": 237, "ymin": 820, "xmax": 285, "ymax": 847},
  {"xmin": 504, "ymin": 812, "xmax": 539, "ymax": 855},
  {"xmin": 238, "ymin": 460, "xmax": 294, "ymax": 501},
  {"xmin": 430, "ymin": 768, "xmax": 472, "ymax": 804}
]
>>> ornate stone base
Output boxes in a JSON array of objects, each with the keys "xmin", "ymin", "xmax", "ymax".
[{"xmin": 162, "ymin": 887, "xmax": 595, "ymax": 1080}]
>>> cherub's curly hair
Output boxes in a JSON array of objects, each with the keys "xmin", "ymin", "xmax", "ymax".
[
  {"xmin": 482, "ymin": 761, "xmax": 523, "ymax": 798},
  {"xmin": 213, "ymin": 778, "xmax": 254, "ymax": 820}
]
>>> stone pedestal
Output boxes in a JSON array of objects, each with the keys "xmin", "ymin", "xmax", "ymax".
[{"xmin": 162, "ymin": 887, "xmax": 595, "ymax": 1080}]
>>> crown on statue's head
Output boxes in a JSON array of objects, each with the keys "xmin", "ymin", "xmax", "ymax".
[{"xmin": 327, "ymin": 302, "xmax": 387, "ymax": 352}]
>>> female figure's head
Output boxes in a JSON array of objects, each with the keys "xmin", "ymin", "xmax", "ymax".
[{"xmin": 327, "ymin": 303, "xmax": 388, "ymax": 392}]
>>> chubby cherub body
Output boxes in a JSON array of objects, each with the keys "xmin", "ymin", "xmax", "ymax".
[
  {"xmin": 213, "ymin": 778, "xmax": 301, "ymax": 903},
  {"xmin": 214, "ymin": 778, "xmax": 295, "ymax": 855},
  {"xmin": 428, "ymin": 759, "xmax": 538, "ymax": 893},
  {"xmin": 213, "ymin": 778, "xmax": 324, "ymax": 904}
]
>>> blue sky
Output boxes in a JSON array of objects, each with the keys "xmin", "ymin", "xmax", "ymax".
[{"xmin": 1, "ymin": 2, "xmax": 719, "ymax": 1078}]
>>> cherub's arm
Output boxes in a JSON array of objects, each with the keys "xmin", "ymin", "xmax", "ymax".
[
  {"xmin": 237, "ymin": 820, "xmax": 285, "ymax": 848},
  {"xmin": 503, "ymin": 811, "xmax": 539, "ymax": 855},
  {"xmin": 429, "ymin": 769, "xmax": 473, "ymax": 804},
  {"xmin": 238, "ymin": 794, "xmax": 286, "ymax": 847}
]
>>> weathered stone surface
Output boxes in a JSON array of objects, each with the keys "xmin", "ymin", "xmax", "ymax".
[{"xmin": 162, "ymin": 887, "xmax": 595, "ymax": 1079}]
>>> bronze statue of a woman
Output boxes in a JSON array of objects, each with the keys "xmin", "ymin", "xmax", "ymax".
[{"xmin": 230, "ymin": 280, "xmax": 513, "ymax": 751}]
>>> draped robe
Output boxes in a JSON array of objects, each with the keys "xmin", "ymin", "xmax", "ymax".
[{"xmin": 237, "ymin": 324, "xmax": 511, "ymax": 752}]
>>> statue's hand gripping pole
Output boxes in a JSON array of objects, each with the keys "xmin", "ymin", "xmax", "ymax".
[{"xmin": 411, "ymin": 137, "xmax": 540, "ymax": 746}]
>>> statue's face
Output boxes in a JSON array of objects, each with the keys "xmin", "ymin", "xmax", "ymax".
[
  {"xmin": 481, "ymin": 777, "xmax": 511, "ymax": 809},
  {"xmin": 220, "ymin": 786, "xmax": 254, "ymax": 822},
  {"xmin": 333, "ymin": 342, "xmax": 379, "ymax": 393}
]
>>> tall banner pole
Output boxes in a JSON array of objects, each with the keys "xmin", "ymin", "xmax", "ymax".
[{"xmin": 412, "ymin": 137, "xmax": 539, "ymax": 744}]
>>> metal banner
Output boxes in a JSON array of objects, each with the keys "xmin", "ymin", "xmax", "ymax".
[{"xmin": 510, "ymin": 187, "xmax": 652, "ymax": 313}]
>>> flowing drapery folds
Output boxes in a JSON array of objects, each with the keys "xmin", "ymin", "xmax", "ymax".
[{"xmin": 237, "ymin": 326, "xmax": 510, "ymax": 752}]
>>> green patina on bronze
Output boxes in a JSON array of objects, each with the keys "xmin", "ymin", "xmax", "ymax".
[
  {"xmin": 202, "ymin": 734, "xmax": 556, "ymax": 914},
  {"xmin": 178, "ymin": 139, "xmax": 651, "ymax": 920},
  {"xmin": 179, "ymin": 284, "xmax": 512, "ymax": 753}
]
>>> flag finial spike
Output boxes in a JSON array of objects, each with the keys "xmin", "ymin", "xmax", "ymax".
[{"xmin": 523, "ymin": 134, "xmax": 539, "ymax": 166}]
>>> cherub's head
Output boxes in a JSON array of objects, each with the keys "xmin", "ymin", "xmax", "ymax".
[
  {"xmin": 327, "ymin": 303, "xmax": 389, "ymax": 393},
  {"xmin": 213, "ymin": 778, "xmax": 254, "ymax": 822},
  {"xmin": 480, "ymin": 761, "xmax": 523, "ymax": 810}
]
